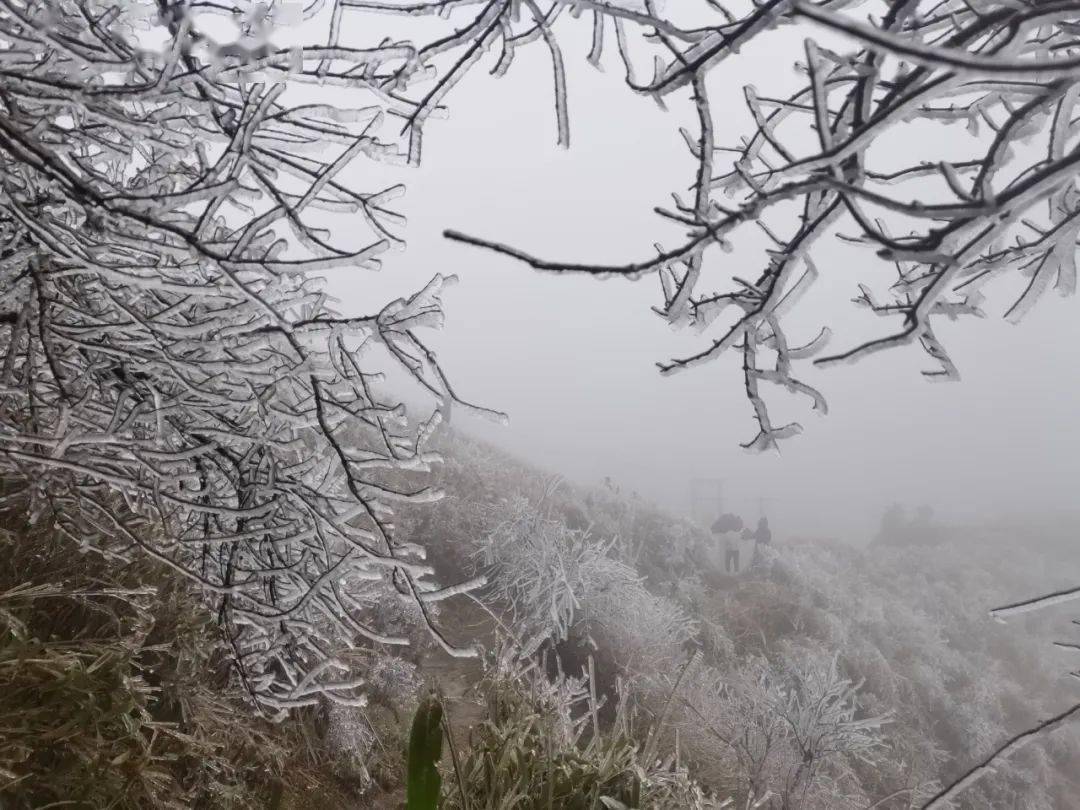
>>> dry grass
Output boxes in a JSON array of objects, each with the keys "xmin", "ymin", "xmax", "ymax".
[{"xmin": 0, "ymin": 512, "xmax": 372, "ymax": 809}]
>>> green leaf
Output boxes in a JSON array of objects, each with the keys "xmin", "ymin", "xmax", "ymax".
[{"xmin": 407, "ymin": 694, "xmax": 444, "ymax": 810}]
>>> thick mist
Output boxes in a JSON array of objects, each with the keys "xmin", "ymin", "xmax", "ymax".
[{"xmin": 326, "ymin": 22, "xmax": 1080, "ymax": 544}]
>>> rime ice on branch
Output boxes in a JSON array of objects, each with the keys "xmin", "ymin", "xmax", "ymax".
[
  {"xmin": 0, "ymin": 0, "xmax": 501, "ymax": 713},
  {"xmin": 443, "ymin": 0, "xmax": 1080, "ymax": 451}
]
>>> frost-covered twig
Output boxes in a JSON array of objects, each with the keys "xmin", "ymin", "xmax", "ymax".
[
  {"xmin": 441, "ymin": 0, "xmax": 1080, "ymax": 448},
  {"xmin": 919, "ymin": 701, "xmax": 1080, "ymax": 810},
  {"xmin": 0, "ymin": 0, "xmax": 510, "ymax": 713}
]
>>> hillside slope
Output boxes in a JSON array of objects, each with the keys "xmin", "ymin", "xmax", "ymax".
[
  {"xmin": 3, "ymin": 430, "xmax": 1078, "ymax": 808},
  {"xmin": 399, "ymin": 432, "xmax": 1080, "ymax": 808}
]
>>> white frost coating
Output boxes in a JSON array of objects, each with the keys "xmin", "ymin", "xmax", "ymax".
[
  {"xmin": 991, "ymin": 585, "xmax": 1080, "ymax": 621},
  {"xmin": 437, "ymin": 0, "xmax": 1080, "ymax": 456},
  {"xmin": 0, "ymin": 0, "xmax": 509, "ymax": 715}
]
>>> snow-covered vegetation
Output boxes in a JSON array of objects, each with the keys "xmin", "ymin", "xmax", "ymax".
[
  {"xmin": 389, "ymin": 433, "xmax": 1080, "ymax": 808},
  {"xmin": 404, "ymin": 426, "xmax": 1080, "ymax": 810},
  {"xmin": 2, "ymin": 1, "xmax": 1079, "ymax": 807},
  {"xmin": 4, "ymin": 428, "xmax": 1079, "ymax": 807}
]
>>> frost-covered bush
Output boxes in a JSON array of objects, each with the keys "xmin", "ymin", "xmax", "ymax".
[
  {"xmin": 477, "ymin": 495, "xmax": 696, "ymax": 679},
  {"xmin": 442, "ymin": 657, "xmax": 725, "ymax": 810},
  {"xmin": 727, "ymin": 535, "xmax": 1080, "ymax": 809},
  {"xmin": 677, "ymin": 650, "xmax": 887, "ymax": 810},
  {"xmin": 580, "ymin": 572, "xmax": 698, "ymax": 679},
  {"xmin": 478, "ymin": 496, "xmax": 642, "ymax": 654},
  {"xmin": 322, "ymin": 650, "xmax": 422, "ymax": 790},
  {"xmin": 0, "ymin": 523, "xmax": 304, "ymax": 809}
]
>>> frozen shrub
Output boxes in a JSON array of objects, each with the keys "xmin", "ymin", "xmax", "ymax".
[
  {"xmin": 442, "ymin": 657, "xmax": 725, "ymax": 810},
  {"xmin": 478, "ymin": 496, "xmax": 640, "ymax": 655},
  {"xmin": 0, "ymin": 524, "xmax": 295, "ymax": 809},
  {"xmin": 677, "ymin": 651, "xmax": 887, "ymax": 809}
]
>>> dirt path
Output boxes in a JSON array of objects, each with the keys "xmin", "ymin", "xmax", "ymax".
[
  {"xmin": 417, "ymin": 597, "xmax": 497, "ymax": 742},
  {"xmin": 363, "ymin": 597, "xmax": 497, "ymax": 809}
]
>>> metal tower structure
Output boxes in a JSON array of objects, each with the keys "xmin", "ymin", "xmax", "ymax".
[{"xmin": 690, "ymin": 477, "xmax": 723, "ymax": 528}]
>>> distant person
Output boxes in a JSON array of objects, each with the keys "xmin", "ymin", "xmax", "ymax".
[
  {"xmin": 754, "ymin": 516, "xmax": 771, "ymax": 545},
  {"xmin": 751, "ymin": 516, "xmax": 772, "ymax": 568},
  {"xmin": 712, "ymin": 512, "xmax": 743, "ymax": 573}
]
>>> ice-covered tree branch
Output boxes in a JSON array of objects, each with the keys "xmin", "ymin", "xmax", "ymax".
[
  {"xmin": 0, "ymin": 0, "xmax": 513, "ymax": 713},
  {"xmin": 441, "ymin": 0, "xmax": 1080, "ymax": 450}
]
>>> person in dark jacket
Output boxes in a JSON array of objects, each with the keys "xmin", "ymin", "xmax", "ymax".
[
  {"xmin": 712, "ymin": 513, "xmax": 743, "ymax": 573},
  {"xmin": 750, "ymin": 516, "xmax": 772, "ymax": 568},
  {"xmin": 754, "ymin": 516, "xmax": 771, "ymax": 545}
]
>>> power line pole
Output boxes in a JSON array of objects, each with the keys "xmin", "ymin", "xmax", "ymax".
[{"xmin": 690, "ymin": 477, "xmax": 723, "ymax": 528}]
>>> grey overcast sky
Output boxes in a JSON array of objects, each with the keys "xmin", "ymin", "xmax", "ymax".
[{"xmin": 319, "ymin": 15, "xmax": 1080, "ymax": 543}]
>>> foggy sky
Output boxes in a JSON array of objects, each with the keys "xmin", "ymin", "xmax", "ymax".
[{"xmin": 325, "ymin": 19, "xmax": 1080, "ymax": 544}]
